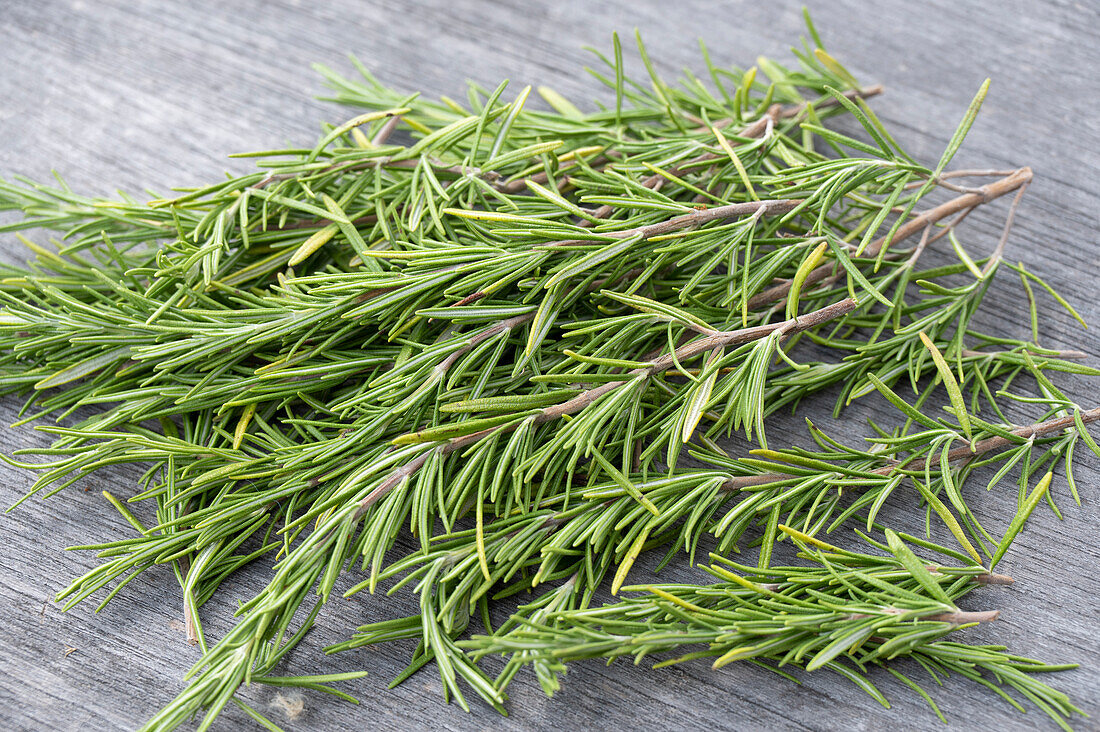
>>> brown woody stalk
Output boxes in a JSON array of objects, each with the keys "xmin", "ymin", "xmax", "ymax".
[{"xmin": 546, "ymin": 198, "xmax": 801, "ymax": 248}]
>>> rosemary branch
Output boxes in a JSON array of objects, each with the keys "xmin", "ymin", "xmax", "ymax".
[
  {"xmin": 723, "ymin": 404, "xmax": 1100, "ymax": 490},
  {"xmin": 747, "ymin": 166, "xmax": 1034, "ymax": 308}
]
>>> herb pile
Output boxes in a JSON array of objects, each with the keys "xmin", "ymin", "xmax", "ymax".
[{"xmin": 2, "ymin": 14, "xmax": 1095, "ymax": 731}]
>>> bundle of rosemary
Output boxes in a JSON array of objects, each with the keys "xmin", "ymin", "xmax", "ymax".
[{"xmin": 2, "ymin": 13, "xmax": 1096, "ymax": 730}]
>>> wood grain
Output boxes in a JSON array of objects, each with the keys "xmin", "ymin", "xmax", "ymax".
[{"xmin": 1, "ymin": 1, "xmax": 1098, "ymax": 730}]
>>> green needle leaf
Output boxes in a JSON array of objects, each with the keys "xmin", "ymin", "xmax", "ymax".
[
  {"xmin": 919, "ymin": 331, "xmax": 972, "ymax": 440},
  {"xmin": 884, "ymin": 529, "xmax": 955, "ymax": 606},
  {"xmin": 991, "ymin": 471, "xmax": 1052, "ymax": 570},
  {"xmin": 589, "ymin": 449, "xmax": 660, "ymax": 517},
  {"xmin": 34, "ymin": 346, "xmax": 131, "ymax": 390},
  {"xmin": 824, "ymin": 233, "xmax": 892, "ymax": 306},
  {"xmin": 934, "ymin": 79, "xmax": 990, "ymax": 175},
  {"xmin": 537, "ymin": 86, "xmax": 584, "ymax": 120},
  {"xmin": 786, "ymin": 241, "xmax": 828, "ymax": 320}
]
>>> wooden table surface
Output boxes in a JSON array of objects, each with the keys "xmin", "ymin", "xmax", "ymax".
[{"xmin": 2, "ymin": 1, "xmax": 1098, "ymax": 730}]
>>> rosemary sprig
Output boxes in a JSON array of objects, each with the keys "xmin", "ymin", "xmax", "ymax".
[
  {"xmin": 0, "ymin": 14, "xmax": 1094, "ymax": 731},
  {"xmin": 459, "ymin": 529, "xmax": 1083, "ymax": 730}
]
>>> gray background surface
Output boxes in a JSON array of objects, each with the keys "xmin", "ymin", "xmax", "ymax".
[{"xmin": 1, "ymin": 1, "xmax": 1099, "ymax": 730}]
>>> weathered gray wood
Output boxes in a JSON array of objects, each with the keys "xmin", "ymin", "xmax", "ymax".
[{"xmin": 1, "ymin": 1, "xmax": 1098, "ymax": 729}]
